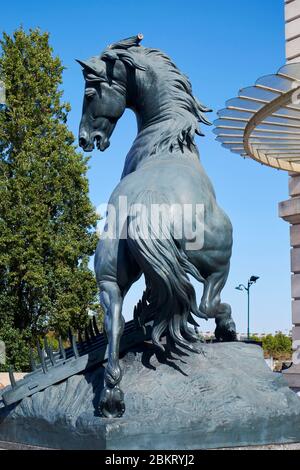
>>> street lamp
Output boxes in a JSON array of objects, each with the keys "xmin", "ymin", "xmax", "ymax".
[{"xmin": 235, "ymin": 275, "xmax": 260, "ymax": 340}]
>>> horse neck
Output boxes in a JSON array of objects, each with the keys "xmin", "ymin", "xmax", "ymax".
[{"xmin": 121, "ymin": 105, "xmax": 200, "ymax": 179}]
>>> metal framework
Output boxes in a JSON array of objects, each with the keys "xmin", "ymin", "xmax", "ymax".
[
  {"xmin": 213, "ymin": 62, "xmax": 300, "ymax": 172},
  {"xmin": 0, "ymin": 294, "xmax": 153, "ymax": 407}
]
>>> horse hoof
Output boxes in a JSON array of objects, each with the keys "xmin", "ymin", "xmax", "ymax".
[
  {"xmin": 98, "ymin": 386, "xmax": 125, "ymax": 418},
  {"xmin": 215, "ymin": 318, "xmax": 237, "ymax": 342}
]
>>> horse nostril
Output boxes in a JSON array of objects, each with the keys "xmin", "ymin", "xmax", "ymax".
[{"xmin": 79, "ymin": 136, "xmax": 88, "ymax": 148}]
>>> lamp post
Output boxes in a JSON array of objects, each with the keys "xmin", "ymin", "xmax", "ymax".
[{"xmin": 235, "ymin": 275, "xmax": 260, "ymax": 341}]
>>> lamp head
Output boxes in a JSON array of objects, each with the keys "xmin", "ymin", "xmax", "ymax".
[{"xmin": 235, "ymin": 285, "xmax": 244, "ymax": 291}]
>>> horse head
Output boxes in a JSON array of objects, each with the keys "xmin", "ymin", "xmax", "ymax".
[{"xmin": 77, "ymin": 34, "xmax": 145, "ymax": 152}]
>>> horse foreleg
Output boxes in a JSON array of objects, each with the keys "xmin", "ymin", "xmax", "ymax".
[
  {"xmin": 98, "ymin": 280, "xmax": 125, "ymax": 418},
  {"xmin": 199, "ymin": 265, "xmax": 237, "ymax": 342}
]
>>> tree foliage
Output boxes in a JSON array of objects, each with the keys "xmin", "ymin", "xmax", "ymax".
[
  {"xmin": 251, "ymin": 332, "xmax": 292, "ymax": 360},
  {"xmin": 0, "ymin": 28, "xmax": 100, "ymax": 370}
]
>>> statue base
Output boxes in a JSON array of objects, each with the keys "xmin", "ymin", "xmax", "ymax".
[{"xmin": 1, "ymin": 342, "xmax": 300, "ymax": 450}]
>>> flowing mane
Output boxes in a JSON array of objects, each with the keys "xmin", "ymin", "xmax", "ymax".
[{"xmin": 140, "ymin": 47, "xmax": 212, "ymax": 154}]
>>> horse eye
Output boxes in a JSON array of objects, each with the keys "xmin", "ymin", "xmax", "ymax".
[
  {"xmin": 85, "ymin": 73, "xmax": 107, "ymax": 84},
  {"xmin": 85, "ymin": 88, "xmax": 97, "ymax": 98}
]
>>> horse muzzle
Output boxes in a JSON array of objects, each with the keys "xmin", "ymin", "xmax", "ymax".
[
  {"xmin": 79, "ymin": 131, "xmax": 110, "ymax": 152},
  {"xmin": 95, "ymin": 133, "xmax": 110, "ymax": 151},
  {"xmin": 78, "ymin": 129, "xmax": 94, "ymax": 152}
]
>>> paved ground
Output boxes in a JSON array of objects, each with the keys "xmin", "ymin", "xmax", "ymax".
[
  {"xmin": 1, "ymin": 445, "xmax": 300, "ymax": 450},
  {"xmin": 222, "ymin": 443, "xmax": 300, "ymax": 450},
  {"xmin": 1, "ymin": 441, "xmax": 300, "ymax": 450}
]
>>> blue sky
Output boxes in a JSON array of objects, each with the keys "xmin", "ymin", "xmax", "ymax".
[{"xmin": 1, "ymin": 0, "xmax": 292, "ymax": 334}]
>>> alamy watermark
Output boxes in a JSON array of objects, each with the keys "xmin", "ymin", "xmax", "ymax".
[
  {"xmin": 0, "ymin": 80, "xmax": 5, "ymax": 105},
  {"xmin": 96, "ymin": 196, "xmax": 205, "ymax": 251},
  {"xmin": 0, "ymin": 340, "xmax": 5, "ymax": 365}
]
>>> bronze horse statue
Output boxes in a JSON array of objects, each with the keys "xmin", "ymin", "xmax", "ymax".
[{"xmin": 78, "ymin": 35, "xmax": 236, "ymax": 418}]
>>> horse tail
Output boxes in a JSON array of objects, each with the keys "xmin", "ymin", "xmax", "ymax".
[{"xmin": 127, "ymin": 190, "xmax": 207, "ymax": 352}]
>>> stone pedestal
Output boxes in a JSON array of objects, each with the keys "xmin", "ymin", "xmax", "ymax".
[
  {"xmin": 1, "ymin": 342, "xmax": 300, "ymax": 450},
  {"xmin": 279, "ymin": 173, "xmax": 300, "ymax": 387}
]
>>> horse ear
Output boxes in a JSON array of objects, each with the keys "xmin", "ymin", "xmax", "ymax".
[
  {"xmin": 76, "ymin": 59, "xmax": 101, "ymax": 76},
  {"xmin": 76, "ymin": 59, "xmax": 91, "ymax": 69},
  {"xmin": 117, "ymin": 51, "xmax": 146, "ymax": 71}
]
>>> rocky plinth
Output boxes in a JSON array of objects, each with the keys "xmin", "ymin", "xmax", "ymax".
[{"xmin": 1, "ymin": 341, "xmax": 300, "ymax": 450}]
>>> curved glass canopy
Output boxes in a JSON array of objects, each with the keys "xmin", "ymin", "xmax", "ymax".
[{"xmin": 213, "ymin": 62, "xmax": 300, "ymax": 172}]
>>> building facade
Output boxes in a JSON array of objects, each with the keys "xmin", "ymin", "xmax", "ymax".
[
  {"xmin": 279, "ymin": 0, "xmax": 300, "ymax": 387},
  {"xmin": 214, "ymin": 0, "xmax": 300, "ymax": 387}
]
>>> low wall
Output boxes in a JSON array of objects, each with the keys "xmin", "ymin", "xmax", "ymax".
[{"xmin": 0, "ymin": 373, "xmax": 26, "ymax": 389}]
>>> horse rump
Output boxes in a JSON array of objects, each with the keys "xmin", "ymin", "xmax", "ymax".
[{"xmin": 127, "ymin": 190, "xmax": 206, "ymax": 353}]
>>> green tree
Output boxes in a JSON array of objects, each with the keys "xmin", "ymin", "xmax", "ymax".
[
  {"xmin": 251, "ymin": 333, "xmax": 292, "ymax": 360},
  {"xmin": 0, "ymin": 27, "xmax": 100, "ymax": 371},
  {"xmin": 268, "ymin": 332, "xmax": 292, "ymax": 359}
]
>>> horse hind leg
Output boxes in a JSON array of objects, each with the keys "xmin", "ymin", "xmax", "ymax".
[
  {"xmin": 214, "ymin": 303, "xmax": 237, "ymax": 342},
  {"xmin": 98, "ymin": 280, "xmax": 125, "ymax": 418},
  {"xmin": 199, "ymin": 265, "xmax": 237, "ymax": 342}
]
